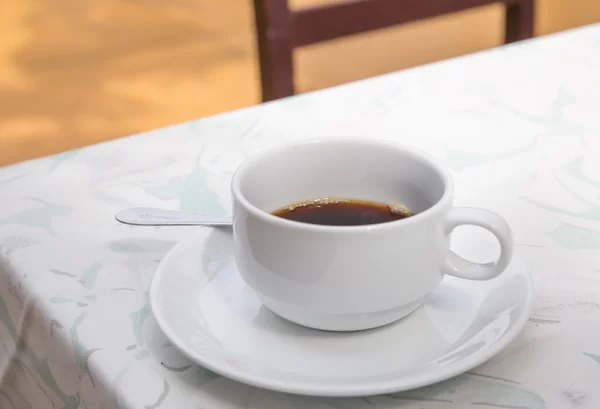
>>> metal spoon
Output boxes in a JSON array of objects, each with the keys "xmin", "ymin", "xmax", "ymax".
[{"xmin": 115, "ymin": 207, "xmax": 232, "ymax": 226}]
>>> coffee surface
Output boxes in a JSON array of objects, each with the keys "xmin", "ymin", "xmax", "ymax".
[{"xmin": 272, "ymin": 198, "xmax": 413, "ymax": 226}]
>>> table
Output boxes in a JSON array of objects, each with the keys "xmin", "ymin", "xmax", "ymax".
[{"xmin": 1, "ymin": 24, "xmax": 600, "ymax": 409}]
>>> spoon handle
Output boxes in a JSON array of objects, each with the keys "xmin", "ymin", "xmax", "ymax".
[{"xmin": 115, "ymin": 207, "xmax": 232, "ymax": 226}]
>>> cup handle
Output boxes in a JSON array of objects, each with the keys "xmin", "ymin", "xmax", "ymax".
[{"xmin": 442, "ymin": 207, "xmax": 514, "ymax": 280}]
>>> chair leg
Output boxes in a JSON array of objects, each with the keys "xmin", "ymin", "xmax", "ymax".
[
  {"xmin": 253, "ymin": 0, "xmax": 295, "ymax": 102},
  {"xmin": 505, "ymin": 0, "xmax": 535, "ymax": 43}
]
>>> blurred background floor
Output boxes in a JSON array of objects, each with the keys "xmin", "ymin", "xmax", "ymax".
[{"xmin": 1, "ymin": 0, "xmax": 600, "ymax": 166}]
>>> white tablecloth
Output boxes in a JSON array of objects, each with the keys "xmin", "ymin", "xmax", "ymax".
[{"xmin": 1, "ymin": 24, "xmax": 599, "ymax": 409}]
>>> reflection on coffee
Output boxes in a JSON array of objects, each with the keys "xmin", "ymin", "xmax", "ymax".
[{"xmin": 272, "ymin": 198, "xmax": 413, "ymax": 226}]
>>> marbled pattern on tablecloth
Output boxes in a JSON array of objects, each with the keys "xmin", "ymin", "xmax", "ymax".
[{"xmin": 1, "ymin": 24, "xmax": 600, "ymax": 409}]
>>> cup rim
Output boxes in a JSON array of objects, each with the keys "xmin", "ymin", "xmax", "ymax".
[{"xmin": 231, "ymin": 137, "xmax": 453, "ymax": 233}]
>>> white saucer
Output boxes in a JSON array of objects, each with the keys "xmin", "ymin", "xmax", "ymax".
[{"xmin": 150, "ymin": 227, "xmax": 533, "ymax": 397}]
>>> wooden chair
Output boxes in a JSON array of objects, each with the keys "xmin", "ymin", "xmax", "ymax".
[{"xmin": 253, "ymin": 0, "xmax": 535, "ymax": 101}]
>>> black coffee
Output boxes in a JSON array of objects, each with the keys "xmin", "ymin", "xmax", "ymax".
[{"xmin": 272, "ymin": 198, "xmax": 413, "ymax": 226}]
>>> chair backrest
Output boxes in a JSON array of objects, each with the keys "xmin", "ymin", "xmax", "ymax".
[{"xmin": 253, "ymin": 0, "xmax": 535, "ymax": 101}]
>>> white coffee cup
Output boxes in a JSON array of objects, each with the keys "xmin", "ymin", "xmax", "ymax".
[{"xmin": 231, "ymin": 138, "xmax": 513, "ymax": 331}]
